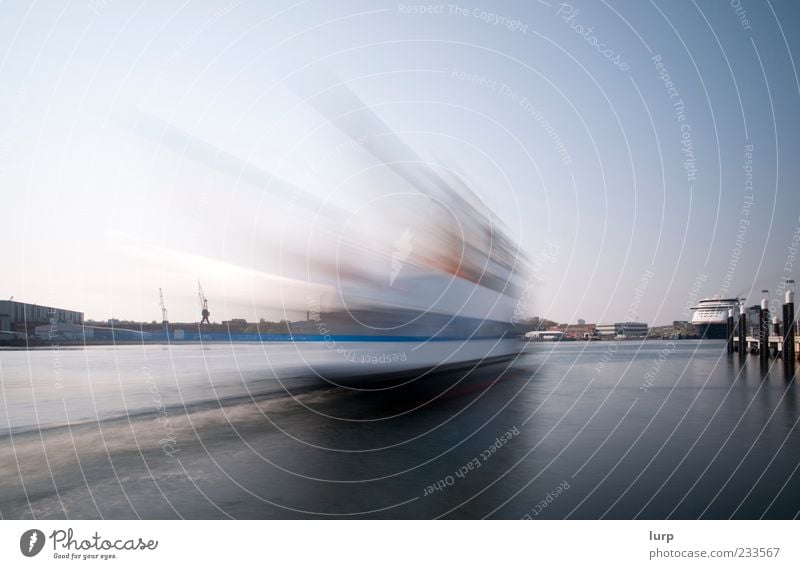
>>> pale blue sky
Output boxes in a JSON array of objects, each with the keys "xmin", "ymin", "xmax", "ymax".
[{"xmin": 1, "ymin": 0, "xmax": 799, "ymax": 326}]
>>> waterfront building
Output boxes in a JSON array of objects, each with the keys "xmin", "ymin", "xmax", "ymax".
[
  {"xmin": 596, "ymin": 322, "xmax": 649, "ymax": 338},
  {"xmin": 0, "ymin": 300, "xmax": 83, "ymax": 337}
]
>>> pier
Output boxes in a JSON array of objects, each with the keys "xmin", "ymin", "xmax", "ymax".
[
  {"xmin": 732, "ymin": 335, "xmax": 800, "ymax": 356},
  {"xmin": 728, "ymin": 286, "xmax": 797, "ymax": 370}
]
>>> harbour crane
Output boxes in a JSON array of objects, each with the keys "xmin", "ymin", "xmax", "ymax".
[
  {"xmin": 159, "ymin": 288, "xmax": 168, "ymax": 323},
  {"xmin": 158, "ymin": 288, "xmax": 169, "ymax": 335},
  {"xmin": 198, "ymin": 281, "xmax": 211, "ymax": 324}
]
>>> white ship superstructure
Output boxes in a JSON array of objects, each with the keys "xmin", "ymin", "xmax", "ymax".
[
  {"xmin": 280, "ymin": 80, "xmax": 530, "ymax": 382},
  {"xmin": 690, "ymin": 296, "xmax": 740, "ymax": 339}
]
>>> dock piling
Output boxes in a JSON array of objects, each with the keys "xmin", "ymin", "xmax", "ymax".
[
  {"xmin": 738, "ymin": 303, "xmax": 747, "ymax": 356},
  {"xmin": 783, "ymin": 288, "xmax": 796, "ymax": 369},
  {"xmin": 727, "ymin": 308, "xmax": 735, "ymax": 354},
  {"xmin": 759, "ymin": 291, "xmax": 770, "ymax": 360}
]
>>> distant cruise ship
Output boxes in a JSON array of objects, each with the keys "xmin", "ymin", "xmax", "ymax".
[{"xmin": 690, "ymin": 296, "xmax": 740, "ymax": 339}]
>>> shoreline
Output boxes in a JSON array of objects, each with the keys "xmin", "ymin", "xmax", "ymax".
[{"xmin": 0, "ymin": 336, "xmax": 711, "ymax": 350}]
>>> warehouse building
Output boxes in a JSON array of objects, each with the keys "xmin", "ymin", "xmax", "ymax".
[{"xmin": 0, "ymin": 300, "xmax": 83, "ymax": 337}]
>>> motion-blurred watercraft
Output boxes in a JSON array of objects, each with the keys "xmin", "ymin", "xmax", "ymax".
[{"xmin": 284, "ymin": 79, "xmax": 530, "ymax": 382}]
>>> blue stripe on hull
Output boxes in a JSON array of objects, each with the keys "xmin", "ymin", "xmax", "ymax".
[{"xmin": 157, "ymin": 333, "xmax": 509, "ymax": 343}]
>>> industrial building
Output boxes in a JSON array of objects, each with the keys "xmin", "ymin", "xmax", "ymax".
[
  {"xmin": 745, "ymin": 304, "xmax": 763, "ymax": 337},
  {"xmin": 33, "ymin": 322, "xmax": 88, "ymax": 341},
  {"xmin": 0, "ymin": 300, "xmax": 83, "ymax": 337},
  {"xmin": 596, "ymin": 321, "xmax": 649, "ymax": 338},
  {"xmin": 525, "ymin": 330, "xmax": 564, "ymax": 341},
  {"xmin": 551, "ymin": 323, "xmax": 596, "ymax": 339}
]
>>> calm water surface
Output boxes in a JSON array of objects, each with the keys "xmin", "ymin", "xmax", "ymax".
[{"xmin": 1, "ymin": 340, "xmax": 798, "ymax": 519}]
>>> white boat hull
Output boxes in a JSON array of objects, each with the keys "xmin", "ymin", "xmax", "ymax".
[{"xmin": 285, "ymin": 337, "xmax": 522, "ymax": 383}]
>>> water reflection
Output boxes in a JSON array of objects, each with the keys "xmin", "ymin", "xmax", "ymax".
[{"xmin": 2, "ymin": 342, "xmax": 799, "ymax": 519}]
